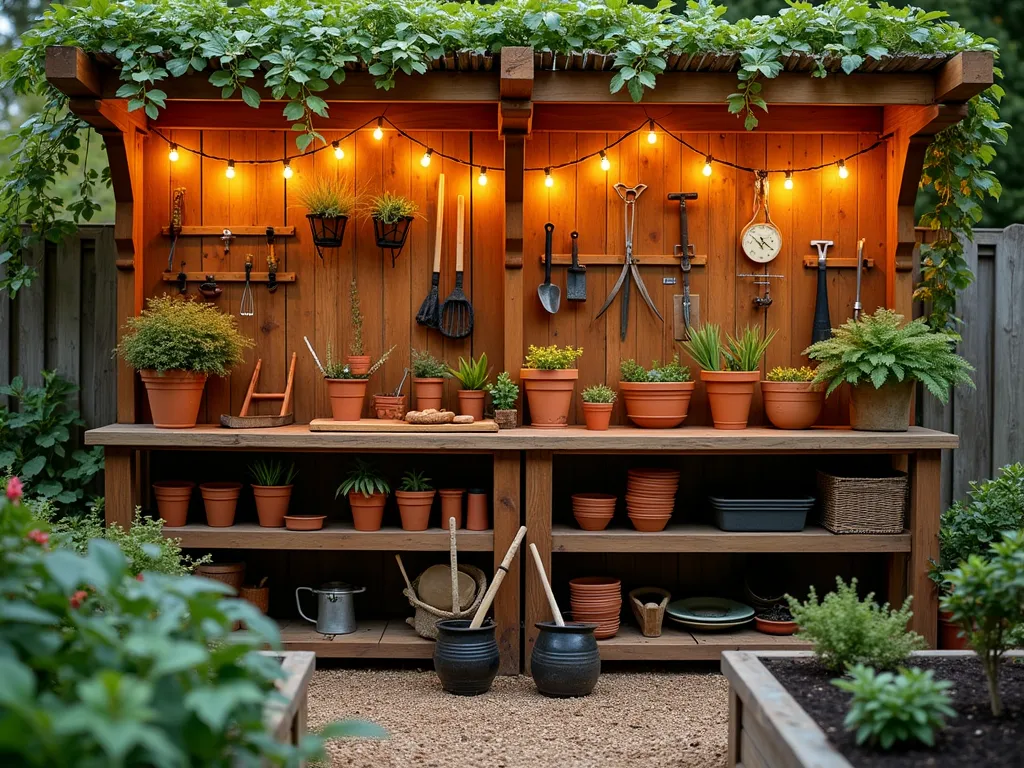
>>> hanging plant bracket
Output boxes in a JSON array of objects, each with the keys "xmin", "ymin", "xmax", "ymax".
[{"xmin": 373, "ymin": 216, "xmax": 414, "ymax": 268}]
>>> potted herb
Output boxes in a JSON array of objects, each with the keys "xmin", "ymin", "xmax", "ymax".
[
  {"xmin": 116, "ymin": 295, "xmax": 252, "ymax": 429},
  {"xmin": 411, "ymin": 348, "xmax": 451, "ymax": 411},
  {"xmin": 761, "ymin": 366, "xmax": 824, "ymax": 430},
  {"xmin": 367, "ymin": 191, "xmax": 419, "ymax": 257},
  {"xmin": 347, "ymin": 279, "xmax": 370, "ymax": 374},
  {"xmin": 449, "ymin": 353, "xmax": 491, "ymax": 421},
  {"xmin": 249, "ymin": 459, "xmax": 298, "ymax": 528},
  {"xmin": 618, "ymin": 355, "xmax": 693, "ymax": 429},
  {"xmin": 580, "ymin": 384, "xmax": 616, "ymax": 431},
  {"xmin": 520, "ymin": 344, "xmax": 583, "ymax": 428},
  {"xmin": 487, "ymin": 371, "xmax": 519, "ymax": 429},
  {"xmin": 298, "ymin": 174, "xmax": 356, "ymax": 250},
  {"xmin": 805, "ymin": 308, "xmax": 974, "ymax": 431},
  {"xmin": 680, "ymin": 324, "xmax": 774, "ymax": 430},
  {"xmin": 336, "ymin": 459, "xmax": 391, "ymax": 532},
  {"xmin": 395, "ymin": 469, "xmax": 435, "ymax": 531},
  {"xmin": 322, "ymin": 343, "xmax": 396, "ymax": 422}
]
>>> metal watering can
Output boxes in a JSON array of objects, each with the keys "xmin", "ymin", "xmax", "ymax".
[{"xmin": 295, "ymin": 581, "xmax": 365, "ymax": 635}]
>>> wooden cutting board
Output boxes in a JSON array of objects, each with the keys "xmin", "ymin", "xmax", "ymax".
[{"xmin": 308, "ymin": 418, "xmax": 499, "ymax": 433}]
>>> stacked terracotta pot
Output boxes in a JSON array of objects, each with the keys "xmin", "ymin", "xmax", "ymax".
[
  {"xmin": 625, "ymin": 468, "xmax": 679, "ymax": 532},
  {"xmin": 572, "ymin": 493, "xmax": 616, "ymax": 531},
  {"xmin": 569, "ymin": 577, "xmax": 621, "ymax": 639}
]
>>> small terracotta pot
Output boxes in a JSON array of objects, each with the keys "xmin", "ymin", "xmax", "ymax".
[
  {"xmin": 761, "ymin": 381, "xmax": 824, "ymax": 430},
  {"xmin": 284, "ymin": 514, "xmax": 326, "ymax": 531},
  {"xmin": 414, "ymin": 377, "xmax": 445, "ymax": 411},
  {"xmin": 396, "ymin": 490, "xmax": 436, "ymax": 531},
  {"xmin": 850, "ymin": 379, "xmax": 914, "ymax": 432},
  {"xmin": 939, "ymin": 610, "xmax": 970, "ymax": 650},
  {"xmin": 252, "ymin": 485, "xmax": 293, "ymax": 528},
  {"xmin": 348, "ymin": 491, "xmax": 387, "ymax": 531},
  {"xmin": 619, "ymin": 381, "xmax": 695, "ymax": 428},
  {"xmin": 140, "ymin": 369, "xmax": 208, "ymax": 429},
  {"xmin": 326, "ymin": 378, "xmax": 368, "ymax": 421},
  {"xmin": 200, "ymin": 482, "xmax": 242, "ymax": 527},
  {"xmin": 457, "ymin": 390, "xmax": 486, "ymax": 421},
  {"xmin": 521, "ymin": 368, "xmax": 578, "ymax": 428},
  {"xmin": 152, "ymin": 481, "xmax": 194, "ymax": 527},
  {"xmin": 438, "ymin": 488, "xmax": 465, "ymax": 529},
  {"xmin": 494, "ymin": 409, "xmax": 518, "ymax": 429},
  {"xmin": 754, "ymin": 616, "xmax": 798, "ymax": 636},
  {"xmin": 582, "ymin": 402, "xmax": 613, "ymax": 431},
  {"xmin": 701, "ymin": 370, "xmax": 760, "ymax": 430},
  {"xmin": 373, "ymin": 394, "xmax": 406, "ymax": 420},
  {"xmin": 573, "ymin": 514, "xmax": 614, "ymax": 531},
  {"xmin": 569, "ymin": 577, "xmax": 621, "ymax": 592},
  {"xmin": 347, "ymin": 355, "xmax": 371, "ymax": 376},
  {"xmin": 466, "ymin": 490, "xmax": 489, "ymax": 530},
  {"xmin": 196, "ymin": 562, "xmax": 246, "ymax": 590},
  {"xmin": 627, "ymin": 515, "xmax": 671, "ymax": 532}
]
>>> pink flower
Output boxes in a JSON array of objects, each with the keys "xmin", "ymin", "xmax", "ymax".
[
  {"xmin": 6, "ymin": 477, "xmax": 23, "ymax": 503},
  {"xmin": 136, "ymin": 573, "xmax": 145, "ymax": 582},
  {"xmin": 26, "ymin": 529, "xmax": 50, "ymax": 548},
  {"xmin": 69, "ymin": 590, "xmax": 88, "ymax": 610}
]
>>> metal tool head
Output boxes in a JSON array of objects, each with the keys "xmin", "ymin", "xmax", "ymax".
[
  {"xmin": 667, "ymin": 192, "xmax": 698, "ymax": 203},
  {"xmin": 538, "ymin": 222, "xmax": 561, "ymax": 313},
  {"xmin": 566, "ymin": 230, "xmax": 586, "ymax": 302},
  {"xmin": 614, "ymin": 183, "xmax": 647, "ymax": 203},
  {"xmin": 811, "ymin": 240, "xmax": 834, "ymax": 262}
]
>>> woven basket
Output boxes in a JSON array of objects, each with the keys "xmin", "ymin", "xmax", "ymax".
[
  {"xmin": 817, "ymin": 469, "xmax": 908, "ymax": 534},
  {"xmin": 403, "ymin": 565, "xmax": 488, "ymax": 639},
  {"xmin": 239, "ymin": 585, "xmax": 270, "ymax": 613}
]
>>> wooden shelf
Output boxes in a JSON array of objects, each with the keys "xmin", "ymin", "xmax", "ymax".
[
  {"xmin": 160, "ymin": 225, "xmax": 296, "ymax": 237},
  {"xmin": 278, "ymin": 619, "xmax": 434, "ymax": 658},
  {"xmin": 598, "ymin": 624, "xmax": 810, "ymax": 661},
  {"xmin": 552, "ymin": 524, "xmax": 911, "ymax": 553},
  {"xmin": 165, "ymin": 523, "xmax": 493, "ymax": 551}
]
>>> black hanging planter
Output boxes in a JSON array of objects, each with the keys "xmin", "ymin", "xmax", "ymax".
[
  {"xmin": 373, "ymin": 215, "xmax": 414, "ymax": 267},
  {"xmin": 306, "ymin": 214, "xmax": 348, "ymax": 259}
]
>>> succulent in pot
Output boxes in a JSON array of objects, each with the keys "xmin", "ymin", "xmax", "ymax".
[
  {"xmin": 321, "ymin": 342, "xmax": 397, "ymax": 422},
  {"xmin": 410, "ymin": 348, "xmax": 451, "ymax": 411},
  {"xmin": 299, "ymin": 173, "xmax": 356, "ymax": 252},
  {"xmin": 805, "ymin": 308, "xmax": 974, "ymax": 431},
  {"xmin": 449, "ymin": 353, "xmax": 491, "ymax": 421},
  {"xmin": 520, "ymin": 344, "xmax": 583, "ymax": 428},
  {"xmin": 487, "ymin": 371, "xmax": 520, "ymax": 429},
  {"xmin": 395, "ymin": 469, "xmax": 435, "ymax": 531},
  {"xmin": 366, "ymin": 191, "xmax": 419, "ymax": 260},
  {"xmin": 249, "ymin": 459, "xmax": 298, "ymax": 528},
  {"xmin": 347, "ymin": 279, "xmax": 370, "ymax": 374},
  {"xmin": 617, "ymin": 355, "xmax": 693, "ymax": 429},
  {"xmin": 336, "ymin": 459, "xmax": 391, "ymax": 532},
  {"xmin": 116, "ymin": 295, "xmax": 252, "ymax": 428},
  {"xmin": 580, "ymin": 384, "xmax": 616, "ymax": 431},
  {"xmin": 761, "ymin": 366, "xmax": 823, "ymax": 430}
]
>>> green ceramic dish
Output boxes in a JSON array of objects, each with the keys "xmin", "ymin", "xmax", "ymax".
[{"xmin": 666, "ymin": 597, "xmax": 754, "ymax": 623}]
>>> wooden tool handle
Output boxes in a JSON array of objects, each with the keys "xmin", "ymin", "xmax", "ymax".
[
  {"xmin": 449, "ymin": 516, "xmax": 461, "ymax": 613},
  {"xmin": 455, "ymin": 194, "xmax": 465, "ymax": 272},
  {"xmin": 469, "ymin": 525, "xmax": 527, "ymax": 629},
  {"xmin": 432, "ymin": 174, "xmax": 445, "ymax": 273},
  {"xmin": 529, "ymin": 543, "xmax": 564, "ymax": 626}
]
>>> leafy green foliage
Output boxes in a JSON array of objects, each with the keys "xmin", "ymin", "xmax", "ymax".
[
  {"xmin": 942, "ymin": 529, "xmax": 1024, "ymax": 716},
  {"xmin": 335, "ymin": 459, "xmax": 390, "ymax": 498},
  {"xmin": 804, "ymin": 308, "xmax": 975, "ymax": 401},
  {"xmin": 723, "ymin": 325, "xmax": 776, "ymax": 371},
  {"xmin": 619, "ymin": 354, "xmax": 691, "ymax": 382},
  {"xmin": 249, "ymin": 459, "xmax": 298, "ymax": 487},
  {"xmin": 448, "ymin": 353, "xmax": 491, "ymax": 391},
  {"xmin": 833, "ymin": 664, "xmax": 956, "ymax": 749},
  {"xmin": 0, "ymin": 372, "xmax": 103, "ymax": 511},
  {"xmin": 398, "ymin": 469, "xmax": 432, "ymax": 492},
  {"xmin": 679, "ymin": 323, "xmax": 723, "ymax": 371},
  {"xmin": 117, "ymin": 295, "xmax": 253, "ymax": 376},
  {"xmin": 297, "ymin": 174, "xmax": 356, "ymax": 217},
  {"xmin": 410, "ymin": 348, "xmax": 451, "ymax": 379},
  {"xmin": 523, "ymin": 344, "xmax": 583, "ymax": 370},
  {"xmin": 349, "ymin": 279, "xmax": 364, "ymax": 356},
  {"xmin": 766, "ymin": 365, "xmax": 816, "ymax": 382},
  {"xmin": 787, "ymin": 577, "xmax": 926, "ymax": 672},
  {"xmin": 366, "ymin": 191, "xmax": 418, "ymax": 224},
  {"xmin": 487, "ymin": 371, "xmax": 519, "ymax": 410},
  {"xmin": 581, "ymin": 384, "xmax": 616, "ymax": 403}
]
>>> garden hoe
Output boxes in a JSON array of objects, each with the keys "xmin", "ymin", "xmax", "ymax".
[{"xmin": 416, "ymin": 173, "xmax": 445, "ymax": 329}]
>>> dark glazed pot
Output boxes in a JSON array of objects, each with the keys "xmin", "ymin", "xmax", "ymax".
[
  {"xmin": 433, "ymin": 619, "xmax": 500, "ymax": 696},
  {"xmin": 531, "ymin": 621, "xmax": 601, "ymax": 698}
]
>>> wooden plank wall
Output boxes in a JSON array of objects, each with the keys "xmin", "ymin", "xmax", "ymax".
[
  {"xmin": 140, "ymin": 129, "xmax": 505, "ymax": 424},
  {"xmin": 521, "ymin": 131, "xmax": 888, "ymax": 426}
]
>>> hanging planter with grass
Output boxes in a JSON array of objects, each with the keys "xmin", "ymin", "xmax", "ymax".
[
  {"xmin": 368, "ymin": 191, "xmax": 419, "ymax": 267},
  {"xmin": 298, "ymin": 174, "xmax": 356, "ymax": 259}
]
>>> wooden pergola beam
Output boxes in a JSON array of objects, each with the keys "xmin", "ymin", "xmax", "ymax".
[
  {"xmin": 45, "ymin": 46, "xmax": 103, "ymax": 98},
  {"xmin": 935, "ymin": 51, "xmax": 994, "ymax": 103}
]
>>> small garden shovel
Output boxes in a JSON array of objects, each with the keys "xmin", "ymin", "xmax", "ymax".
[{"xmin": 566, "ymin": 230, "xmax": 586, "ymax": 302}]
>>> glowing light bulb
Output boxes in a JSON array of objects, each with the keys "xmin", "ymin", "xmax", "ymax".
[
  {"xmin": 333, "ymin": 141, "xmax": 344, "ymax": 160},
  {"xmin": 373, "ymin": 118, "xmax": 384, "ymax": 141},
  {"xmin": 225, "ymin": 160, "xmax": 236, "ymax": 179},
  {"xmin": 837, "ymin": 159, "xmax": 849, "ymax": 179},
  {"xmin": 702, "ymin": 155, "xmax": 713, "ymax": 177},
  {"xmin": 168, "ymin": 144, "xmax": 179, "ymax": 162},
  {"xmin": 646, "ymin": 120, "xmax": 657, "ymax": 144},
  {"xmin": 599, "ymin": 151, "xmax": 610, "ymax": 172},
  {"xmin": 783, "ymin": 171, "xmax": 793, "ymax": 190},
  {"xmin": 544, "ymin": 167, "xmax": 554, "ymax": 188},
  {"xmin": 478, "ymin": 167, "xmax": 488, "ymax": 186},
  {"xmin": 283, "ymin": 162, "xmax": 293, "ymax": 180},
  {"xmin": 420, "ymin": 149, "xmax": 433, "ymax": 168}
]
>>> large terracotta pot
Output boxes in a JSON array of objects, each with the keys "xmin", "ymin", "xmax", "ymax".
[
  {"xmin": 348, "ymin": 491, "xmax": 387, "ymax": 531},
  {"xmin": 850, "ymin": 379, "xmax": 914, "ymax": 432},
  {"xmin": 939, "ymin": 610, "xmax": 970, "ymax": 650},
  {"xmin": 414, "ymin": 377, "xmax": 445, "ymax": 411},
  {"xmin": 457, "ymin": 390, "xmax": 485, "ymax": 421},
  {"xmin": 761, "ymin": 381, "xmax": 824, "ymax": 430},
  {"xmin": 152, "ymin": 481, "xmax": 194, "ymax": 527},
  {"xmin": 347, "ymin": 355, "xmax": 371, "ymax": 376},
  {"xmin": 619, "ymin": 381, "xmax": 695, "ymax": 428},
  {"xmin": 520, "ymin": 368, "xmax": 578, "ymax": 428},
  {"xmin": 200, "ymin": 482, "xmax": 242, "ymax": 527},
  {"xmin": 396, "ymin": 490, "xmax": 435, "ymax": 531},
  {"xmin": 252, "ymin": 484, "xmax": 293, "ymax": 528},
  {"xmin": 140, "ymin": 369, "xmax": 208, "ymax": 429},
  {"xmin": 701, "ymin": 370, "xmax": 760, "ymax": 430},
  {"xmin": 582, "ymin": 402, "xmax": 613, "ymax": 431},
  {"xmin": 326, "ymin": 378, "xmax": 368, "ymax": 421},
  {"xmin": 439, "ymin": 488, "xmax": 465, "ymax": 529}
]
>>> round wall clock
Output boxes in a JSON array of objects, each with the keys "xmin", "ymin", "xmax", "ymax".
[{"xmin": 740, "ymin": 172, "xmax": 782, "ymax": 264}]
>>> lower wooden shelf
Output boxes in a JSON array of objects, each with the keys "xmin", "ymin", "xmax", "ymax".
[
  {"xmin": 164, "ymin": 523, "xmax": 493, "ymax": 551},
  {"xmin": 278, "ymin": 619, "xmax": 435, "ymax": 658},
  {"xmin": 597, "ymin": 624, "xmax": 810, "ymax": 661}
]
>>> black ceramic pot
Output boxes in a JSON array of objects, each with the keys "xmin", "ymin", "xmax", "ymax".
[
  {"xmin": 531, "ymin": 621, "xmax": 601, "ymax": 698},
  {"xmin": 433, "ymin": 619, "xmax": 500, "ymax": 696}
]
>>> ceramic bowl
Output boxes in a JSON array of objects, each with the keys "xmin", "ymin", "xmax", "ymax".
[
  {"xmin": 627, "ymin": 516, "xmax": 671, "ymax": 532},
  {"xmin": 569, "ymin": 577, "xmax": 621, "ymax": 591},
  {"xmin": 573, "ymin": 514, "xmax": 614, "ymax": 532},
  {"xmin": 754, "ymin": 616, "xmax": 798, "ymax": 636},
  {"xmin": 284, "ymin": 514, "xmax": 326, "ymax": 531}
]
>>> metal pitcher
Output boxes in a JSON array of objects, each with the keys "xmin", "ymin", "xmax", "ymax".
[{"xmin": 295, "ymin": 581, "xmax": 365, "ymax": 635}]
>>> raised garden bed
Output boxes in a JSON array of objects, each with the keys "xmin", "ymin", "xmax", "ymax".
[{"xmin": 263, "ymin": 651, "xmax": 316, "ymax": 746}]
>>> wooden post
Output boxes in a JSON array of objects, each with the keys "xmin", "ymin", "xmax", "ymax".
[
  {"xmin": 492, "ymin": 450, "xmax": 521, "ymax": 675},
  {"xmin": 103, "ymin": 446, "xmax": 134, "ymax": 528},
  {"xmin": 728, "ymin": 687, "xmax": 742, "ymax": 768},
  {"xmin": 524, "ymin": 450, "xmax": 553, "ymax": 674},
  {"xmin": 908, "ymin": 449, "xmax": 941, "ymax": 646}
]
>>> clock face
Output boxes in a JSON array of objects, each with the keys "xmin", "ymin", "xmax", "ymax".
[{"xmin": 742, "ymin": 223, "xmax": 782, "ymax": 264}]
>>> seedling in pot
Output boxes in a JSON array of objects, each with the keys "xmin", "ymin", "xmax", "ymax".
[
  {"xmin": 448, "ymin": 353, "xmax": 491, "ymax": 391},
  {"xmin": 488, "ymin": 372, "xmax": 519, "ymax": 410},
  {"xmin": 411, "ymin": 348, "xmax": 451, "ymax": 379},
  {"xmin": 336, "ymin": 460, "xmax": 390, "ymax": 499},
  {"xmin": 398, "ymin": 469, "xmax": 433, "ymax": 492},
  {"xmin": 249, "ymin": 459, "xmax": 298, "ymax": 487},
  {"xmin": 581, "ymin": 384, "xmax": 616, "ymax": 404},
  {"xmin": 321, "ymin": 342, "xmax": 396, "ymax": 380}
]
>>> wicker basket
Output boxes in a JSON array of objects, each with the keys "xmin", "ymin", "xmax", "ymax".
[
  {"xmin": 239, "ymin": 585, "xmax": 270, "ymax": 613},
  {"xmin": 403, "ymin": 564, "xmax": 488, "ymax": 639},
  {"xmin": 817, "ymin": 469, "xmax": 908, "ymax": 534}
]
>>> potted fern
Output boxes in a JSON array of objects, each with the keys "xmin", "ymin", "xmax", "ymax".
[
  {"xmin": 298, "ymin": 174, "xmax": 356, "ymax": 251},
  {"xmin": 249, "ymin": 459, "xmax": 298, "ymax": 528},
  {"xmin": 368, "ymin": 191, "xmax": 418, "ymax": 261},
  {"xmin": 618, "ymin": 355, "xmax": 693, "ymax": 429},
  {"xmin": 411, "ymin": 348, "xmax": 451, "ymax": 411},
  {"xmin": 347, "ymin": 279, "xmax": 370, "ymax": 374},
  {"xmin": 488, "ymin": 371, "xmax": 519, "ymax": 429},
  {"xmin": 580, "ymin": 384, "xmax": 616, "ymax": 431},
  {"xmin": 449, "ymin": 353, "xmax": 491, "ymax": 421},
  {"xmin": 520, "ymin": 344, "xmax": 584, "ymax": 428},
  {"xmin": 336, "ymin": 459, "xmax": 391, "ymax": 531},
  {"xmin": 805, "ymin": 308, "xmax": 973, "ymax": 431},
  {"xmin": 680, "ymin": 324, "xmax": 775, "ymax": 430},
  {"xmin": 395, "ymin": 469, "xmax": 435, "ymax": 531},
  {"xmin": 761, "ymin": 366, "xmax": 824, "ymax": 430},
  {"xmin": 322, "ymin": 343, "xmax": 397, "ymax": 422}
]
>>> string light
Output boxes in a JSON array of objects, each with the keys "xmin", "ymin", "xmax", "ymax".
[
  {"xmin": 599, "ymin": 150, "xmax": 610, "ymax": 172},
  {"xmin": 837, "ymin": 159, "xmax": 849, "ymax": 179},
  {"xmin": 420, "ymin": 149, "xmax": 433, "ymax": 168},
  {"xmin": 702, "ymin": 155, "xmax": 713, "ymax": 177},
  {"xmin": 333, "ymin": 141, "xmax": 344, "ymax": 160},
  {"xmin": 646, "ymin": 119, "xmax": 657, "ymax": 144},
  {"xmin": 225, "ymin": 160, "xmax": 235, "ymax": 179},
  {"xmin": 544, "ymin": 167, "xmax": 553, "ymax": 188},
  {"xmin": 282, "ymin": 161, "xmax": 293, "ymax": 180},
  {"xmin": 373, "ymin": 118, "xmax": 384, "ymax": 141},
  {"xmin": 478, "ymin": 167, "xmax": 488, "ymax": 186},
  {"xmin": 783, "ymin": 170, "xmax": 793, "ymax": 190},
  {"xmin": 168, "ymin": 143, "xmax": 179, "ymax": 162}
]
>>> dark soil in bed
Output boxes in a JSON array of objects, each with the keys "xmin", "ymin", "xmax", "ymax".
[{"xmin": 764, "ymin": 656, "xmax": 1024, "ymax": 768}]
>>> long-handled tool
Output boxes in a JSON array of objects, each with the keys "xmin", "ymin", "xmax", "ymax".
[
  {"xmin": 529, "ymin": 543, "xmax": 564, "ymax": 626},
  {"xmin": 416, "ymin": 173, "xmax": 445, "ymax": 328},
  {"xmin": 538, "ymin": 222, "xmax": 561, "ymax": 313},
  {"xmin": 469, "ymin": 525, "xmax": 527, "ymax": 628},
  {"xmin": 167, "ymin": 188, "xmax": 185, "ymax": 271},
  {"xmin": 439, "ymin": 194, "xmax": 474, "ymax": 339},
  {"xmin": 239, "ymin": 255, "xmax": 254, "ymax": 317},
  {"xmin": 566, "ymin": 231, "xmax": 586, "ymax": 302},
  {"xmin": 668, "ymin": 191, "xmax": 698, "ymax": 339},
  {"xmin": 853, "ymin": 237, "xmax": 866, "ymax": 322},
  {"xmin": 811, "ymin": 239, "xmax": 834, "ymax": 344}
]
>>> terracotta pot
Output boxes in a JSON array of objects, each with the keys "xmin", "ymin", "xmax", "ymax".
[
  {"xmin": 582, "ymin": 402, "xmax": 613, "ymax": 431},
  {"xmin": 373, "ymin": 394, "xmax": 406, "ymax": 420},
  {"xmin": 520, "ymin": 368, "xmax": 579, "ymax": 428},
  {"xmin": 754, "ymin": 616, "xmax": 798, "ymax": 636},
  {"xmin": 347, "ymin": 355, "xmax": 371, "ymax": 376},
  {"xmin": 569, "ymin": 577, "xmax": 621, "ymax": 592},
  {"xmin": 457, "ymin": 390, "xmax": 486, "ymax": 421},
  {"xmin": 196, "ymin": 562, "xmax": 246, "ymax": 590},
  {"xmin": 850, "ymin": 379, "xmax": 914, "ymax": 432},
  {"xmin": 396, "ymin": 489, "xmax": 436, "ymax": 531},
  {"xmin": 152, "ymin": 481, "xmax": 194, "ymax": 527},
  {"xmin": 326, "ymin": 378, "xmax": 368, "ymax": 421},
  {"xmin": 200, "ymin": 482, "xmax": 242, "ymax": 527},
  {"xmin": 573, "ymin": 514, "xmax": 613, "ymax": 531},
  {"xmin": 628, "ymin": 515, "xmax": 671, "ymax": 532},
  {"xmin": 252, "ymin": 485, "xmax": 293, "ymax": 528},
  {"xmin": 494, "ymin": 409, "xmax": 518, "ymax": 429},
  {"xmin": 939, "ymin": 610, "xmax": 970, "ymax": 650},
  {"xmin": 439, "ymin": 488, "xmax": 465, "ymax": 529},
  {"xmin": 239, "ymin": 584, "xmax": 270, "ymax": 614},
  {"xmin": 414, "ymin": 377, "xmax": 445, "ymax": 411},
  {"xmin": 140, "ymin": 369, "xmax": 208, "ymax": 429},
  {"xmin": 619, "ymin": 381, "xmax": 695, "ymax": 428},
  {"xmin": 348, "ymin": 491, "xmax": 387, "ymax": 531},
  {"xmin": 701, "ymin": 370, "xmax": 760, "ymax": 430},
  {"xmin": 284, "ymin": 514, "xmax": 326, "ymax": 531},
  {"xmin": 761, "ymin": 381, "xmax": 825, "ymax": 430},
  {"xmin": 466, "ymin": 490, "xmax": 489, "ymax": 530}
]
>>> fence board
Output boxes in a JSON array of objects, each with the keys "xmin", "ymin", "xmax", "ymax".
[{"xmin": 993, "ymin": 224, "xmax": 1024, "ymax": 470}]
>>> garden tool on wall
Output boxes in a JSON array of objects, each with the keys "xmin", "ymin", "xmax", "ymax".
[
  {"xmin": 176, "ymin": 261, "xmax": 188, "ymax": 295},
  {"xmin": 266, "ymin": 227, "xmax": 279, "ymax": 293},
  {"xmin": 439, "ymin": 194, "xmax": 474, "ymax": 339},
  {"xmin": 566, "ymin": 231, "xmax": 587, "ymax": 302},
  {"xmin": 811, "ymin": 239, "xmax": 834, "ymax": 343},
  {"xmin": 853, "ymin": 237, "xmax": 866, "ymax": 322},
  {"xmin": 538, "ymin": 223, "xmax": 561, "ymax": 313},
  {"xmin": 416, "ymin": 173, "xmax": 445, "ymax": 329},
  {"xmin": 221, "ymin": 228, "xmax": 233, "ymax": 258},
  {"xmin": 167, "ymin": 188, "xmax": 185, "ymax": 271},
  {"xmin": 199, "ymin": 275, "xmax": 221, "ymax": 299},
  {"xmin": 596, "ymin": 183, "xmax": 662, "ymax": 341},
  {"xmin": 239, "ymin": 256, "xmax": 255, "ymax": 317},
  {"xmin": 668, "ymin": 191, "xmax": 698, "ymax": 340}
]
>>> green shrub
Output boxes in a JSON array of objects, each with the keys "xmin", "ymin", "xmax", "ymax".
[
  {"xmin": 523, "ymin": 344, "xmax": 583, "ymax": 370},
  {"xmin": 448, "ymin": 353, "xmax": 491, "ymax": 390},
  {"xmin": 117, "ymin": 295, "xmax": 252, "ymax": 376},
  {"xmin": 581, "ymin": 385, "xmax": 616, "ymax": 404},
  {"xmin": 411, "ymin": 349, "xmax": 451, "ymax": 379},
  {"xmin": 833, "ymin": 665, "xmax": 956, "ymax": 750},
  {"xmin": 787, "ymin": 577, "xmax": 926, "ymax": 672},
  {"xmin": 366, "ymin": 191, "xmax": 418, "ymax": 223},
  {"xmin": 297, "ymin": 173, "xmax": 356, "ymax": 217},
  {"xmin": 336, "ymin": 459, "xmax": 390, "ymax": 499},
  {"xmin": 398, "ymin": 469, "xmax": 432, "ymax": 492},
  {"xmin": 619, "ymin": 355, "xmax": 690, "ymax": 383},
  {"xmin": 766, "ymin": 366, "xmax": 816, "ymax": 382},
  {"xmin": 487, "ymin": 371, "xmax": 519, "ymax": 410}
]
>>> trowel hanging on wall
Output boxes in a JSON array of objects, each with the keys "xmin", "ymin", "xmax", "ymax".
[{"xmin": 566, "ymin": 231, "xmax": 586, "ymax": 302}]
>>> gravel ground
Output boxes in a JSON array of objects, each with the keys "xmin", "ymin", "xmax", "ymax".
[{"xmin": 307, "ymin": 666, "xmax": 729, "ymax": 768}]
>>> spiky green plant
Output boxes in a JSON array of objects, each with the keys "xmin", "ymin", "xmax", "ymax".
[
  {"xmin": 804, "ymin": 308, "xmax": 974, "ymax": 401},
  {"xmin": 678, "ymin": 323, "xmax": 723, "ymax": 371},
  {"xmin": 249, "ymin": 459, "xmax": 298, "ymax": 487},
  {"xmin": 449, "ymin": 353, "xmax": 491, "ymax": 390},
  {"xmin": 581, "ymin": 384, "xmax": 616, "ymax": 404},
  {"xmin": 297, "ymin": 174, "xmax": 357, "ymax": 217},
  {"xmin": 398, "ymin": 469, "xmax": 433, "ymax": 492},
  {"xmin": 335, "ymin": 459, "xmax": 390, "ymax": 499},
  {"xmin": 723, "ymin": 326, "xmax": 776, "ymax": 372},
  {"xmin": 366, "ymin": 191, "xmax": 419, "ymax": 224}
]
